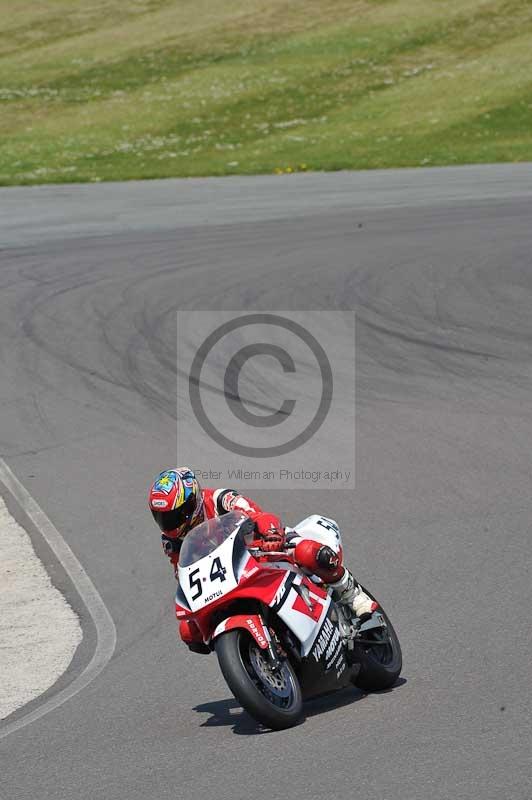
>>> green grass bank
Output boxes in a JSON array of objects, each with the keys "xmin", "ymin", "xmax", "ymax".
[{"xmin": 1, "ymin": 0, "xmax": 532, "ymax": 185}]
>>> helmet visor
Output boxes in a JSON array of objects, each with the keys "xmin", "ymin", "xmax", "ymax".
[{"xmin": 151, "ymin": 494, "xmax": 197, "ymax": 535}]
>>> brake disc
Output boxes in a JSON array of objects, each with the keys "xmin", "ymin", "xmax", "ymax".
[{"xmin": 249, "ymin": 646, "xmax": 292, "ymax": 699}]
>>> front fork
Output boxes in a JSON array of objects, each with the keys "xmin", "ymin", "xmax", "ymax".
[
  {"xmin": 261, "ymin": 624, "xmax": 282, "ymax": 668},
  {"xmin": 260, "ymin": 603, "xmax": 293, "ymax": 671}
]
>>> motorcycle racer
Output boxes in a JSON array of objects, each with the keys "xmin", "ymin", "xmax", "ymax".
[{"xmin": 149, "ymin": 467, "xmax": 378, "ymax": 649}]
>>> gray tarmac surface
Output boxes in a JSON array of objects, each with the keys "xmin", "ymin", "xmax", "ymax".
[{"xmin": 1, "ymin": 164, "xmax": 531, "ymax": 799}]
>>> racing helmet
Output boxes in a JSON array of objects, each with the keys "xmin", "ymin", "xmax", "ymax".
[{"xmin": 149, "ymin": 467, "xmax": 204, "ymax": 539}]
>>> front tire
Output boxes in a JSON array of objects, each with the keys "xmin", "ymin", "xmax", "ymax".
[
  {"xmin": 215, "ymin": 629, "xmax": 303, "ymax": 730},
  {"xmin": 353, "ymin": 590, "xmax": 402, "ymax": 692}
]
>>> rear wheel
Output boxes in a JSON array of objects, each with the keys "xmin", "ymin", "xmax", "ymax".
[
  {"xmin": 215, "ymin": 629, "xmax": 303, "ymax": 730},
  {"xmin": 353, "ymin": 590, "xmax": 402, "ymax": 692}
]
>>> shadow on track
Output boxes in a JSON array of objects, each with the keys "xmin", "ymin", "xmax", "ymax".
[
  {"xmin": 193, "ymin": 678, "xmax": 406, "ymax": 734},
  {"xmin": 193, "ymin": 697, "xmax": 266, "ymax": 735}
]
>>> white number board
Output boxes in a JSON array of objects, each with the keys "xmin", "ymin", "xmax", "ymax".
[{"xmin": 179, "ymin": 535, "xmax": 238, "ymax": 612}]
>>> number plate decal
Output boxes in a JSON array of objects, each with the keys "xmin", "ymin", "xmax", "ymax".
[{"xmin": 179, "ymin": 535, "xmax": 238, "ymax": 611}]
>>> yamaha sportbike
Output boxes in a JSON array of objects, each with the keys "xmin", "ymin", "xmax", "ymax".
[{"xmin": 175, "ymin": 511, "xmax": 402, "ymax": 730}]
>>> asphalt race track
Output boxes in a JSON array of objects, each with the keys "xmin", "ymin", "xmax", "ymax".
[{"xmin": 1, "ymin": 164, "xmax": 531, "ymax": 800}]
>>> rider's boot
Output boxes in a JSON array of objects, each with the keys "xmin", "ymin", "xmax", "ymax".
[{"xmin": 330, "ymin": 569, "xmax": 378, "ymax": 620}]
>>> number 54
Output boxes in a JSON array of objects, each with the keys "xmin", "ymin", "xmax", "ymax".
[{"xmin": 188, "ymin": 557, "xmax": 227, "ymax": 600}]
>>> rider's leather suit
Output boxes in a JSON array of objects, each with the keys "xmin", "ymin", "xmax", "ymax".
[{"xmin": 162, "ymin": 488, "xmax": 346, "ymax": 647}]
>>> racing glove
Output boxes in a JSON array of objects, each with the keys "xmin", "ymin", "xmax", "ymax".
[
  {"xmin": 260, "ymin": 531, "xmax": 286, "ymax": 552},
  {"xmin": 254, "ymin": 512, "xmax": 282, "ymax": 536},
  {"xmin": 162, "ymin": 535, "xmax": 181, "ymax": 577},
  {"xmin": 254, "ymin": 512, "xmax": 285, "ymax": 552},
  {"xmin": 162, "ymin": 535, "xmax": 181, "ymax": 557}
]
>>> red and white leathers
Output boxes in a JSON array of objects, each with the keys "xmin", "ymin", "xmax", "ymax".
[
  {"xmin": 165, "ymin": 488, "xmax": 377, "ymax": 647},
  {"xmin": 162, "ymin": 487, "xmax": 280, "ymax": 576},
  {"xmin": 284, "ymin": 522, "xmax": 378, "ymax": 619},
  {"xmin": 169, "ymin": 487, "xmax": 280, "ymax": 648}
]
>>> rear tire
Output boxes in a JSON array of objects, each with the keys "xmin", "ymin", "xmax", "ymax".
[
  {"xmin": 215, "ymin": 629, "xmax": 303, "ymax": 730},
  {"xmin": 353, "ymin": 589, "xmax": 402, "ymax": 692}
]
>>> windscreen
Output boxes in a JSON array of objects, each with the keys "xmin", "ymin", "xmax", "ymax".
[{"xmin": 178, "ymin": 511, "xmax": 250, "ymax": 567}]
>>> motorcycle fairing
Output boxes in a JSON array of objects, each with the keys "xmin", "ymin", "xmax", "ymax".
[
  {"xmin": 178, "ymin": 524, "xmax": 251, "ymax": 613},
  {"xmin": 212, "ymin": 614, "xmax": 270, "ymax": 650},
  {"xmin": 269, "ymin": 572, "xmax": 331, "ymax": 657},
  {"xmin": 176, "ymin": 563, "xmax": 290, "ymax": 640},
  {"xmin": 297, "ymin": 603, "xmax": 352, "ymax": 698},
  {"xmin": 291, "ymin": 514, "xmax": 342, "ymax": 550}
]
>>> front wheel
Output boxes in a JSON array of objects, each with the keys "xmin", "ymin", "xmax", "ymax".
[{"xmin": 215, "ymin": 629, "xmax": 303, "ymax": 730}]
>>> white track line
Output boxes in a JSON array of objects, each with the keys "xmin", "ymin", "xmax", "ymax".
[{"xmin": 0, "ymin": 458, "xmax": 117, "ymax": 740}]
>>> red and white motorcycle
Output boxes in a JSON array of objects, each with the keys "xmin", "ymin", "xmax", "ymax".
[{"xmin": 176, "ymin": 511, "xmax": 402, "ymax": 730}]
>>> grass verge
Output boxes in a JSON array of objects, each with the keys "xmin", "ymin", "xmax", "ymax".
[{"xmin": 1, "ymin": 0, "xmax": 532, "ymax": 185}]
